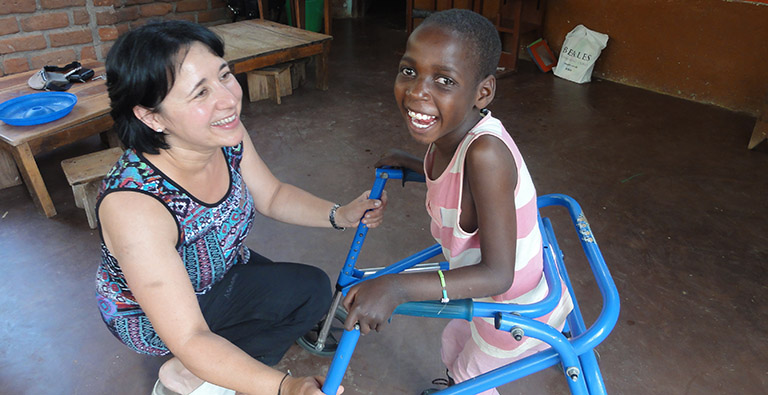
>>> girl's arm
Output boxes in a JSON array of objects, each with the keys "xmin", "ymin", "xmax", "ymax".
[
  {"xmin": 239, "ymin": 132, "xmax": 386, "ymax": 229},
  {"xmin": 343, "ymin": 135, "xmax": 518, "ymax": 334},
  {"xmin": 374, "ymin": 148, "xmax": 425, "ymax": 175},
  {"xmin": 99, "ymin": 192, "xmax": 337, "ymax": 394}
]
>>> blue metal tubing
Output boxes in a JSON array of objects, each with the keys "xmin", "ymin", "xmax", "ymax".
[
  {"xmin": 537, "ymin": 194, "xmax": 620, "ymax": 356},
  {"xmin": 323, "ymin": 169, "xmax": 618, "ymax": 394},
  {"xmin": 322, "ymin": 326, "xmax": 361, "ymax": 394}
]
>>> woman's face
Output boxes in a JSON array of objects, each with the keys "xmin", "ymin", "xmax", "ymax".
[{"xmin": 153, "ymin": 42, "xmax": 245, "ymax": 152}]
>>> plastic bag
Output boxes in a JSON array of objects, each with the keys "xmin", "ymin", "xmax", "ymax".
[{"xmin": 553, "ymin": 25, "xmax": 609, "ymax": 84}]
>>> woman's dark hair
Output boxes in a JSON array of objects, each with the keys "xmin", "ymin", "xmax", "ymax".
[
  {"xmin": 106, "ymin": 20, "xmax": 225, "ymax": 154},
  {"xmin": 418, "ymin": 8, "xmax": 501, "ymax": 83}
]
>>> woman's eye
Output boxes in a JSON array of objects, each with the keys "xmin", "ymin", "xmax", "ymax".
[
  {"xmin": 436, "ymin": 76, "xmax": 456, "ymax": 86},
  {"xmin": 195, "ymin": 88, "xmax": 208, "ymax": 98},
  {"xmin": 220, "ymin": 71, "xmax": 233, "ymax": 80}
]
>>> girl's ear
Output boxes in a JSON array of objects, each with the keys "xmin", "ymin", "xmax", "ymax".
[
  {"xmin": 474, "ymin": 75, "xmax": 496, "ymax": 110},
  {"xmin": 133, "ymin": 105, "xmax": 162, "ymax": 131}
]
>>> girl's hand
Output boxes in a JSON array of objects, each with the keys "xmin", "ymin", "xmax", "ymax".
[
  {"xmin": 281, "ymin": 375, "xmax": 344, "ymax": 394},
  {"xmin": 342, "ymin": 275, "xmax": 406, "ymax": 334},
  {"xmin": 336, "ymin": 190, "xmax": 388, "ymax": 229},
  {"xmin": 374, "ymin": 148, "xmax": 418, "ymax": 169}
]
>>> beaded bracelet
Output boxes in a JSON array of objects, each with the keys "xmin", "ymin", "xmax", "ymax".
[
  {"xmin": 437, "ymin": 270, "xmax": 449, "ymax": 303},
  {"xmin": 329, "ymin": 203, "xmax": 345, "ymax": 231}
]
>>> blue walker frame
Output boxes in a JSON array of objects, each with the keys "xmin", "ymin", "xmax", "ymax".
[{"xmin": 315, "ymin": 167, "xmax": 620, "ymax": 394}]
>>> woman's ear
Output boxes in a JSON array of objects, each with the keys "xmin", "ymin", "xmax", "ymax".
[
  {"xmin": 474, "ymin": 75, "xmax": 496, "ymax": 110},
  {"xmin": 133, "ymin": 105, "xmax": 162, "ymax": 131}
]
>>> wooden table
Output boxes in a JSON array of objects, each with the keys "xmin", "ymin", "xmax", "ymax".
[
  {"xmin": 210, "ymin": 19, "xmax": 332, "ymax": 90},
  {"xmin": 0, "ymin": 60, "xmax": 113, "ymax": 218},
  {"xmin": 1, "ymin": 21, "xmax": 332, "ymax": 218}
]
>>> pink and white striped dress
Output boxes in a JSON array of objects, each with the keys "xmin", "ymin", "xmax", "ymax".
[{"xmin": 424, "ymin": 112, "xmax": 573, "ymax": 392}]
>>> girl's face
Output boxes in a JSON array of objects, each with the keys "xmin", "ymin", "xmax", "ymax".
[
  {"xmin": 151, "ymin": 42, "xmax": 245, "ymax": 152},
  {"xmin": 394, "ymin": 25, "xmax": 491, "ymax": 148}
]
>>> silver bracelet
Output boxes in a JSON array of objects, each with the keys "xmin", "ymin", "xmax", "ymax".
[{"xmin": 329, "ymin": 203, "xmax": 345, "ymax": 230}]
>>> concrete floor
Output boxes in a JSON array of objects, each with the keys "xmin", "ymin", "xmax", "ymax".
[{"xmin": 1, "ymin": 6, "xmax": 767, "ymax": 395}]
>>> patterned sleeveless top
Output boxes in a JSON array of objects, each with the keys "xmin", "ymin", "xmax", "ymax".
[
  {"xmin": 95, "ymin": 143, "xmax": 255, "ymax": 355},
  {"xmin": 425, "ymin": 112, "xmax": 572, "ymax": 358}
]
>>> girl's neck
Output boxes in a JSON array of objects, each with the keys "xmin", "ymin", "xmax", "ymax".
[{"xmin": 432, "ymin": 110, "xmax": 485, "ymax": 156}]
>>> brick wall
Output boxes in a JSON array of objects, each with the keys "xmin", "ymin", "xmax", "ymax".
[{"xmin": 0, "ymin": 0, "xmax": 232, "ymax": 76}]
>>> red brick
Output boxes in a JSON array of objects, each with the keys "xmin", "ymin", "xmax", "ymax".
[
  {"xmin": 0, "ymin": 34, "xmax": 46, "ymax": 55},
  {"xmin": 50, "ymin": 29, "xmax": 93, "ymax": 47},
  {"xmin": 117, "ymin": 5, "xmax": 140, "ymax": 22},
  {"xmin": 139, "ymin": 3, "xmax": 172, "ymax": 17},
  {"xmin": 80, "ymin": 45, "xmax": 96, "ymax": 60},
  {"xmin": 0, "ymin": 0, "xmax": 36, "ymax": 15},
  {"xmin": 97, "ymin": 26, "xmax": 117, "ymax": 41},
  {"xmin": 41, "ymin": 0, "xmax": 86, "ymax": 9},
  {"xmin": 96, "ymin": 10, "xmax": 118, "ymax": 25},
  {"xmin": 177, "ymin": 0, "xmax": 207, "ymax": 13},
  {"xmin": 99, "ymin": 42, "xmax": 113, "ymax": 58},
  {"xmin": 3, "ymin": 57, "xmax": 29, "ymax": 75},
  {"xmin": 0, "ymin": 17, "xmax": 19, "ymax": 35},
  {"xmin": 115, "ymin": 22, "xmax": 130, "ymax": 36},
  {"xmin": 73, "ymin": 9, "xmax": 90, "ymax": 25},
  {"xmin": 211, "ymin": 0, "xmax": 227, "ymax": 8},
  {"xmin": 93, "ymin": 0, "xmax": 120, "ymax": 6},
  {"xmin": 165, "ymin": 14, "xmax": 196, "ymax": 23},
  {"xmin": 125, "ymin": 0, "xmax": 153, "ymax": 5},
  {"xmin": 29, "ymin": 48, "xmax": 76, "ymax": 69},
  {"xmin": 20, "ymin": 12, "xmax": 69, "ymax": 32},
  {"xmin": 197, "ymin": 8, "xmax": 228, "ymax": 24}
]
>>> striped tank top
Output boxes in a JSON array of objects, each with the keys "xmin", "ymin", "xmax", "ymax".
[{"xmin": 424, "ymin": 112, "xmax": 573, "ymax": 358}]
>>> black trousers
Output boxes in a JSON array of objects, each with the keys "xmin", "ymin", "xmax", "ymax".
[{"xmin": 198, "ymin": 250, "xmax": 331, "ymax": 366}]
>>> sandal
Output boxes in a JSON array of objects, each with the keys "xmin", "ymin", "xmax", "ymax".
[
  {"xmin": 419, "ymin": 370, "xmax": 455, "ymax": 395},
  {"xmin": 152, "ymin": 379, "xmax": 235, "ymax": 395},
  {"xmin": 27, "ymin": 62, "xmax": 93, "ymax": 91}
]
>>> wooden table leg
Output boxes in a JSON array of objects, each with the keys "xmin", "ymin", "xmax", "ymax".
[
  {"xmin": 11, "ymin": 143, "xmax": 56, "ymax": 217},
  {"xmin": 748, "ymin": 95, "xmax": 767, "ymax": 149},
  {"xmin": 314, "ymin": 40, "xmax": 331, "ymax": 91},
  {"xmin": 0, "ymin": 148, "xmax": 21, "ymax": 189}
]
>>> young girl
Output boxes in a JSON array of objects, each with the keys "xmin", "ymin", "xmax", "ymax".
[{"xmin": 342, "ymin": 9, "xmax": 573, "ymax": 394}]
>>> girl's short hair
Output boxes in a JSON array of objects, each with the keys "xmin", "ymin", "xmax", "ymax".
[
  {"xmin": 419, "ymin": 8, "xmax": 502, "ymax": 83},
  {"xmin": 106, "ymin": 20, "xmax": 225, "ymax": 154}
]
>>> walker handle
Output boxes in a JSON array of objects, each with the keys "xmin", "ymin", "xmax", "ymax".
[{"xmin": 393, "ymin": 299, "xmax": 474, "ymax": 321}]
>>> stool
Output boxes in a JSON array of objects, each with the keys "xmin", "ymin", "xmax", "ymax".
[
  {"xmin": 246, "ymin": 64, "xmax": 292, "ymax": 104},
  {"xmin": 60, "ymin": 147, "xmax": 122, "ymax": 229}
]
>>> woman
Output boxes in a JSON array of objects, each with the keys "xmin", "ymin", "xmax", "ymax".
[{"xmin": 95, "ymin": 20, "xmax": 383, "ymax": 394}]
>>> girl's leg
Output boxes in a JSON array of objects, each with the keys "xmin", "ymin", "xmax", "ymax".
[
  {"xmin": 198, "ymin": 251, "xmax": 332, "ymax": 366},
  {"xmin": 441, "ymin": 319, "xmax": 471, "ymax": 373}
]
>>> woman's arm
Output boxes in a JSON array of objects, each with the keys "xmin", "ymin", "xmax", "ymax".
[
  {"xmin": 239, "ymin": 132, "xmax": 386, "ymax": 229},
  {"xmin": 343, "ymin": 135, "xmax": 518, "ymax": 334},
  {"xmin": 99, "ymin": 192, "xmax": 334, "ymax": 394}
]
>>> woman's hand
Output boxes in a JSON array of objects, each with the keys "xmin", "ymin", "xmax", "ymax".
[
  {"xmin": 336, "ymin": 190, "xmax": 388, "ymax": 229},
  {"xmin": 280, "ymin": 375, "xmax": 343, "ymax": 395},
  {"xmin": 342, "ymin": 275, "xmax": 407, "ymax": 335}
]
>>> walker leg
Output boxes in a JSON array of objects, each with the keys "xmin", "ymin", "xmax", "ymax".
[
  {"xmin": 315, "ymin": 291, "xmax": 344, "ymax": 352},
  {"xmin": 322, "ymin": 325, "xmax": 361, "ymax": 395}
]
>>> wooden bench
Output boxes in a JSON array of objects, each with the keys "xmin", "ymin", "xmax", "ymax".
[{"xmin": 60, "ymin": 147, "xmax": 122, "ymax": 229}]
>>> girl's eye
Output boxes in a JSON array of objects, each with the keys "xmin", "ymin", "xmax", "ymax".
[
  {"xmin": 400, "ymin": 67, "xmax": 415, "ymax": 77},
  {"xmin": 220, "ymin": 71, "xmax": 233, "ymax": 81},
  {"xmin": 436, "ymin": 76, "xmax": 456, "ymax": 86},
  {"xmin": 195, "ymin": 88, "xmax": 208, "ymax": 98}
]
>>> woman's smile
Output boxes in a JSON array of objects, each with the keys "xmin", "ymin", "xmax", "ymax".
[{"xmin": 210, "ymin": 113, "xmax": 239, "ymax": 127}]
